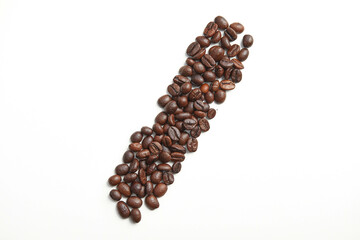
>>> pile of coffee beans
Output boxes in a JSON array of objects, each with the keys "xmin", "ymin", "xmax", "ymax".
[{"xmin": 108, "ymin": 16, "xmax": 253, "ymax": 223}]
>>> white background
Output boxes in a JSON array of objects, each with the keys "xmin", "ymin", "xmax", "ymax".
[{"xmin": 1, "ymin": 0, "xmax": 360, "ymax": 239}]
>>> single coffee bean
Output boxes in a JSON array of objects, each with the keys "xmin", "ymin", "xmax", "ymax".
[
  {"xmin": 117, "ymin": 201, "xmax": 130, "ymax": 218},
  {"xmin": 214, "ymin": 16, "xmax": 229, "ymax": 29},
  {"xmin": 157, "ymin": 163, "xmax": 172, "ymax": 172},
  {"xmin": 178, "ymin": 132, "xmax": 190, "ymax": 145},
  {"xmin": 147, "ymin": 154, "xmax": 158, "ymax": 165},
  {"xmin": 138, "ymin": 168, "xmax": 147, "ymax": 185},
  {"xmin": 167, "ymin": 83, "xmax": 181, "ymax": 97},
  {"xmin": 203, "ymin": 22, "xmax": 218, "ymax": 37},
  {"xmin": 159, "ymin": 151, "xmax": 171, "ymax": 163},
  {"xmin": 145, "ymin": 181, "xmax": 153, "ymax": 194},
  {"xmin": 169, "ymin": 114, "xmax": 177, "ymax": 127},
  {"xmin": 163, "ymin": 172, "xmax": 175, "ymax": 185},
  {"xmin": 150, "ymin": 171, "xmax": 163, "ymax": 184},
  {"xmin": 186, "ymin": 42, "xmax": 201, "ymax": 56},
  {"xmin": 191, "ymin": 74, "xmax": 204, "ymax": 86},
  {"xmin": 190, "ymin": 126, "xmax": 201, "ymax": 138},
  {"xmin": 199, "ymin": 118, "xmax": 210, "ymax": 132},
  {"xmin": 168, "ymin": 126, "xmax": 181, "ymax": 141},
  {"xmin": 211, "ymin": 31, "xmax": 221, "ymax": 43},
  {"xmin": 209, "ymin": 46, "xmax": 225, "ymax": 62},
  {"xmin": 141, "ymin": 126, "xmax": 153, "ymax": 136},
  {"xmin": 146, "ymin": 163, "xmax": 157, "ymax": 176},
  {"xmin": 183, "ymin": 118, "xmax": 198, "ymax": 130},
  {"xmin": 177, "ymin": 96, "xmax": 188, "ymax": 108},
  {"xmin": 129, "ymin": 159, "xmax": 140, "ymax": 173},
  {"xmin": 191, "ymin": 48, "xmax": 206, "ymax": 60},
  {"xmin": 224, "ymin": 27, "xmax": 237, "ymax": 41},
  {"xmin": 194, "ymin": 100, "xmax": 207, "ymax": 111},
  {"xmin": 201, "ymin": 54, "xmax": 216, "ymax": 69},
  {"xmin": 170, "ymin": 144, "xmax": 186, "ymax": 154},
  {"xmin": 123, "ymin": 150, "xmax": 134, "ymax": 163},
  {"xmin": 115, "ymin": 163, "xmax": 129, "ymax": 175},
  {"xmin": 203, "ymin": 71, "xmax": 216, "ymax": 82},
  {"xmin": 171, "ymin": 152, "xmax": 185, "ymax": 161},
  {"xmin": 232, "ymin": 59, "xmax": 244, "ymax": 69},
  {"xmin": 123, "ymin": 173, "xmax": 137, "ymax": 183},
  {"xmin": 145, "ymin": 194, "xmax": 159, "ymax": 210},
  {"xmin": 157, "ymin": 95, "xmax": 172, "ymax": 107},
  {"xmin": 242, "ymin": 34, "xmax": 254, "ymax": 48},
  {"xmin": 193, "ymin": 62, "xmax": 206, "ymax": 74},
  {"xmin": 155, "ymin": 112, "xmax": 168, "ymax": 124},
  {"xmin": 231, "ymin": 69, "xmax": 242, "ymax": 83},
  {"xmin": 237, "ymin": 48, "xmax": 249, "ymax": 61},
  {"xmin": 186, "ymin": 57, "xmax": 195, "ymax": 66},
  {"xmin": 130, "ymin": 208, "xmax": 141, "ymax": 223},
  {"xmin": 221, "ymin": 36, "xmax": 231, "ymax": 49},
  {"xmin": 220, "ymin": 58, "xmax": 234, "ymax": 69},
  {"xmin": 187, "ymin": 138, "xmax": 198, "ymax": 152},
  {"xmin": 129, "ymin": 143, "xmax": 142, "ymax": 152},
  {"xmin": 127, "ymin": 196, "xmax": 143, "ymax": 208},
  {"xmin": 109, "ymin": 189, "xmax": 122, "ymax": 201},
  {"xmin": 188, "ymin": 88, "xmax": 202, "ymax": 101},
  {"xmin": 205, "ymin": 91, "xmax": 215, "ymax": 103},
  {"xmin": 164, "ymin": 101, "xmax": 178, "ymax": 114},
  {"xmin": 130, "ymin": 131, "xmax": 143, "ymax": 143},
  {"xmin": 227, "ymin": 44, "xmax": 241, "ymax": 57},
  {"xmin": 149, "ymin": 141, "xmax": 163, "ymax": 155},
  {"xmin": 130, "ymin": 181, "xmax": 142, "ymax": 195},
  {"xmin": 184, "ymin": 101, "xmax": 194, "ymax": 113},
  {"xmin": 142, "ymin": 135, "xmax": 153, "ymax": 149},
  {"xmin": 173, "ymin": 75, "xmax": 190, "ymax": 85},
  {"xmin": 108, "ymin": 175, "xmax": 121, "ymax": 186},
  {"xmin": 179, "ymin": 65, "xmax": 193, "ymax": 77},
  {"xmin": 163, "ymin": 124, "xmax": 170, "ymax": 133},
  {"xmin": 154, "ymin": 183, "xmax": 167, "ymax": 197},
  {"xmin": 196, "ymin": 36, "xmax": 211, "ymax": 48},
  {"xmin": 215, "ymin": 89, "xmax": 226, "ymax": 103},
  {"xmin": 200, "ymin": 83, "xmax": 209, "ymax": 94},
  {"xmin": 180, "ymin": 82, "xmax": 192, "ymax": 94},
  {"xmin": 139, "ymin": 160, "xmax": 147, "ymax": 170},
  {"xmin": 220, "ymin": 79, "xmax": 236, "ymax": 90},
  {"xmin": 230, "ymin": 22, "xmax": 244, "ymax": 33},
  {"xmin": 172, "ymin": 162, "xmax": 182, "ymax": 173},
  {"xmin": 175, "ymin": 112, "xmax": 192, "ymax": 120},
  {"xmin": 136, "ymin": 149, "xmax": 150, "ymax": 160},
  {"xmin": 162, "ymin": 135, "xmax": 172, "ymax": 147},
  {"xmin": 117, "ymin": 182, "xmax": 131, "ymax": 197},
  {"xmin": 224, "ymin": 68, "xmax": 233, "ymax": 79},
  {"xmin": 211, "ymin": 80, "xmax": 220, "ymax": 92},
  {"xmin": 215, "ymin": 65, "xmax": 224, "ymax": 78},
  {"xmin": 153, "ymin": 123, "xmax": 163, "ymax": 135},
  {"xmin": 194, "ymin": 110, "xmax": 206, "ymax": 118}
]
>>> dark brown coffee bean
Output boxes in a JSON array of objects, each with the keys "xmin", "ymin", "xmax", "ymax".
[
  {"xmin": 173, "ymin": 75, "xmax": 190, "ymax": 86},
  {"xmin": 178, "ymin": 132, "xmax": 190, "ymax": 145},
  {"xmin": 122, "ymin": 150, "xmax": 134, "ymax": 163},
  {"xmin": 193, "ymin": 62, "xmax": 206, "ymax": 74},
  {"xmin": 237, "ymin": 48, "xmax": 249, "ymax": 61},
  {"xmin": 191, "ymin": 48, "xmax": 206, "ymax": 60},
  {"xmin": 188, "ymin": 88, "xmax": 202, "ymax": 101},
  {"xmin": 171, "ymin": 152, "xmax": 185, "ymax": 162},
  {"xmin": 170, "ymin": 144, "xmax": 186, "ymax": 153},
  {"xmin": 203, "ymin": 22, "xmax": 218, "ymax": 37},
  {"xmin": 211, "ymin": 80, "xmax": 220, "ymax": 92},
  {"xmin": 137, "ymin": 149, "xmax": 150, "ymax": 160},
  {"xmin": 177, "ymin": 96, "xmax": 188, "ymax": 108},
  {"xmin": 194, "ymin": 100, "xmax": 206, "ymax": 111},
  {"xmin": 155, "ymin": 112, "xmax": 168, "ymax": 124},
  {"xmin": 199, "ymin": 118, "xmax": 210, "ymax": 132},
  {"xmin": 172, "ymin": 162, "xmax": 182, "ymax": 173},
  {"xmin": 191, "ymin": 74, "xmax": 204, "ymax": 86},
  {"xmin": 167, "ymin": 83, "xmax": 181, "ymax": 97},
  {"xmin": 129, "ymin": 143, "xmax": 142, "ymax": 152},
  {"xmin": 117, "ymin": 201, "xmax": 130, "ymax": 218},
  {"xmin": 209, "ymin": 46, "xmax": 225, "ymax": 62},
  {"xmin": 183, "ymin": 118, "xmax": 197, "ymax": 130},
  {"xmin": 153, "ymin": 123, "xmax": 163, "ymax": 135},
  {"xmin": 115, "ymin": 164, "xmax": 129, "ymax": 176},
  {"xmin": 162, "ymin": 146, "xmax": 171, "ymax": 154},
  {"xmin": 130, "ymin": 181, "xmax": 142, "ymax": 195},
  {"xmin": 175, "ymin": 112, "xmax": 192, "ymax": 120},
  {"xmin": 220, "ymin": 80, "xmax": 236, "ymax": 90},
  {"xmin": 224, "ymin": 27, "xmax": 237, "ymax": 41},
  {"xmin": 130, "ymin": 208, "xmax": 141, "ymax": 223},
  {"xmin": 168, "ymin": 126, "xmax": 181, "ymax": 141},
  {"xmin": 232, "ymin": 59, "xmax": 244, "ymax": 69},
  {"xmin": 109, "ymin": 189, "xmax": 122, "ymax": 201},
  {"xmin": 196, "ymin": 36, "xmax": 211, "ymax": 48},
  {"xmin": 215, "ymin": 65, "xmax": 224, "ymax": 78},
  {"xmin": 149, "ymin": 141, "xmax": 162, "ymax": 155},
  {"xmin": 123, "ymin": 173, "xmax": 137, "ymax": 183},
  {"xmin": 211, "ymin": 31, "xmax": 221, "ymax": 43},
  {"xmin": 230, "ymin": 22, "xmax": 244, "ymax": 33},
  {"xmin": 205, "ymin": 91, "xmax": 214, "ymax": 103},
  {"xmin": 163, "ymin": 172, "xmax": 174, "ymax": 185},
  {"xmin": 157, "ymin": 163, "xmax": 172, "ymax": 172},
  {"xmin": 186, "ymin": 42, "xmax": 201, "ymax": 56},
  {"xmin": 117, "ymin": 182, "xmax": 131, "ymax": 197},
  {"xmin": 228, "ymin": 44, "xmax": 241, "ymax": 57},
  {"xmin": 129, "ymin": 159, "xmax": 139, "ymax": 173},
  {"xmin": 164, "ymin": 101, "xmax": 178, "ymax": 114},
  {"xmin": 203, "ymin": 71, "xmax": 216, "ymax": 82},
  {"xmin": 201, "ymin": 54, "xmax": 216, "ymax": 69},
  {"xmin": 168, "ymin": 114, "xmax": 176, "ymax": 125},
  {"xmin": 130, "ymin": 131, "xmax": 143, "ymax": 143},
  {"xmin": 184, "ymin": 101, "xmax": 194, "ymax": 113},
  {"xmin": 163, "ymin": 124, "xmax": 170, "ymax": 133},
  {"xmin": 187, "ymin": 138, "xmax": 198, "ymax": 152},
  {"xmin": 141, "ymin": 126, "xmax": 153, "ymax": 136},
  {"xmin": 146, "ymin": 163, "xmax": 157, "ymax": 175},
  {"xmin": 127, "ymin": 196, "xmax": 142, "ymax": 208},
  {"xmin": 147, "ymin": 154, "xmax": 159, "ymax": 165},
  {"xmin": 224, "ymin": 68, "xmax": 233, "ymax": 79},
  {"xmin": 194, "ymin": 110, "xmax": 206, "ymax": 118},
  {"xmin": 242, "ymin": 34, "xmax": 253, "ymax": 48},
  {"xmin": 180, "ymin": 82, "xmax": 192, "ymax": 94},
  {"xmin": 145, "ymin": 194, "xmax": 159, "ymax": 210},
  {"xmin": 139, "ymin": 160, "xmax": 147, "ymax": 170},
  {"xmin": 162, "ymin": 135, "xmax": 172, "ymax": 147},
  {"xmin": 150, "ymin": 171, "xmax": 162, "ymax": 184},
  {"xmin": 145, "ymin": 181, "xmax": 153, "ymax": 194},
  {"xmin": 220, "ymin": 58, "xmax": 234, "ymax": 69},
  {"xmin": 159, "ymin": 151, "xmax": 171, "ymax": 163},
  {"xmin": 186, "ymin": 57, "xmax": 195, "ymax": 66},
  {"xmin": 190, "ymin": 126, "xmax": 201, "ymax": 138},
  {"xmin": 138, "ymin": 168, "xmax": 146, "ymax": 185},
  {"xmin": 108, "ymin": 175, "xmax": 121, "ymax": 186},
  {"xmin": 179, "ymin": 65, "xmax": 193, "ymax": 77},
  {"xmin": 200, "ymin": 83, "xmax": 209, "ymax": 94},
  {"xmin": 221, "ymin": 36, "xmax": 231, "ymax": 49},
  {"xmin": 231, "ymin": 69, "xmax": 242, "ymax": 83},
  {"xmin": 215, "ymin": 90, "xmax": 226, "ymax": 103},
  {"xmin": 142, "ymin": 135, "xmax": 153, "ymax": 149},
  {"xmin": 138, "ymin": 186, "xmax": 146, "ymax": 198},
  {"xmin": 157, "ymin": 95, "xmax": 172, "ymax": 107},
  {"xmin": 214, "ymin": 16, "xmax": 229, "ymax": 30}
]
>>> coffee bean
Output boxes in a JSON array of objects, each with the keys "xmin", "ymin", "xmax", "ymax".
[
  {"xmin": 129, "ymin": 143, "xmax": 142, "ymax": 152},
  {"xmin": 149, "ymin": 141, "xmax": 163, "ymax": 155},
  {"xmin": 224, "ymin": 27, "xmax": 237, "ymax": 41},
  {"xmin": 188, "ymin": 88, "xmax": 202, "ymax": 101},
  {"xmin": 168, "ymin": 114, "xmax": 176, "ymax": 126},
  {"xmin": 145, "ymin": 194, "xmax": 159, "ymax": 210},
  {"xmin": 186, "ymin": 57, "xmax": 195, "ymax": 66},
  {"xmin": 230, "ymin": 22, "xmax": 244, "ymax": 33},
  {"xmin": 180, "ymin": 82, "xmax": 192, "ymax": 94},
  {"xmin": 153, "ymin": 123, "xmax": 163, "ymax": 135},
  {"xmin": 129, "ymin": 159, "xmax": 139, "ymax": 173},
  {"xmin": 193, "ymin": 62, "xmax": 206, "ymax": 74},
  {"xmin": 142, "ymin": 135, "xmax": 153, "ymax": 149},
  {"xmin": 179, "ymin": 65, "xmax": 193, "ymax": 77},
  {"xmin": 227, "ymin": 44, "xmax": 241, "ymax": 57},
  {"xmin": 203, "ymin": 22, "xmax": 218, "ymax": 37},
  {"xmin": 178, "ymin": 132, "xmax": 190, "ymax": 145},
  {"xmin": 205, "ymin": 91, "xmax": 215, "ymax": 103},
  {"xmin": 221, "ymin": 36, "xmax": 231, "ymax": 49},
  {"xmin": 146, "ymin": 163, "xmax": 157, "ymax": 176},
  {"xmin": 123, "ymin": 150, "xmax": 134, "ymax": 163},
  {"xmin": 175, "ymin": 112, "xmax": 192, "ymax": 120},
  {"xmin": 231, "ymin": 69, "xmax": 242, "ymax": 83},
  {"xmin": 167, "ymin": 83, "xmax": 181, "ymax": 97},
  {"xmin": 145, "ymin": 181, "xmax": 153, "ymax": 194},
  {"xmin": 108, "ymin": 175, "xmax": 121, "ymax": 186},
  {"xmin": 191, "ymin": 48, "xmax": 206, "ymax": 60},
  {"xmin": 123, "ymin": 173, "xmax": 137, "ymax": 183},
  {"xmin": 157, "ymin": 163, "xmax": 172, "ymax": 172},
  {"xmin": 117, "ymin": 182, "xmax": 131, "ymax": 197},
  {"xmin": 115, "ymin": 163, "xmax": 129, "ymax": 175},
  {"xmin": 187, "ymin": 138, "xmax": 198, "ymax": 152},
  {"xmin": 139, "ymin": 168, "xmax": 147, "ymax": 185},
  {"xmin": 177, "ymin": 96, "xmax": 188, "ymax": 108},
  {"xmin": 109, "ymin": 189, "xmax": 122, "ymax": 201},
  {"xmin": 193, "ymin": 100, "xmax": 206, "ymax": 111},
  {"xmin": 214, "ymin": 66, "xmax": 224, "ymax": 78},
  {"xmin": 220, "ymin": 80, "xmax": 236, "ymax": 90},
  {"xmin": 151, "ymin": 170, "xmax": 163, "ymax": 184},
  {"xmin": 117, "ymin": 201, "xmax": 130, "ymax": 218},
  {"xmin": 201, "ymin": 54, "xmax": 216, "ymax": 69},
  {"xmin": 242, "ymin": 34, "xmax": 253, "ymax": 48},
  {"xmin": 141, "ymin": 126, "xmax": 153, "ymax": 136},
  {"xmin": 172, "ymin": 162, "xmax": 182, "ymax": 173},
  {"xmin": 130, "ymin": 208, "xmax": 141, "ymax": 223},
  {"xmin": 164, "ymin": 100, "xmax": 178, "ymax": 114},
  {"xmin": 211, "ymin": 80, "xmax": 220, "ymax": 92},
  {"xmin": 163, "ymin": 172, "xmax": 175, "ymax": 185},
  {"xmin": 130, "ymin": 131, "xmax": 143, "ymax": 143},
  {"xmin": 130, "ymin": 182, "xmax": 142, "ymax": 195},
  {"xmin": 137, "ymin": 149, "xmax": 150, "ymax": 160},
  {"xmin": 200, "ymin": 83, "xmax": 209, "ymax": 94},
  {"xmin": 162, "ymin": 135, "xmax": 172, "ymax": 147},
  {"xmin": 171, "ymin": 152, "xmax": 185, "ymax": 161},
  {"xmin": 194, "ymin": 110, "xmax": 206, "ymax": 118},
  {"xmin": 199, "ymin": 118, "xmax": 210, "ymax": 132},
  {"xmin": 224, "ymin": 68, "xmax": 233, "ymax": 79},
  {"xmin": 157, "ymin": 95, "xmax": 172, "ymax": 107},
  {"xmin": 186, "ymin": 42, "xmax": 201, "ymax": 56},
  {"xmin": 184, "ymin": 101, "xmax": 194, "ymax": 113},
  {"xmin": 127, "ymin": 196, "xmax": 143, "ymax": 208},
  {"xmin": 203, "ymin": 71, "xmax": 216, "ymax": 82},
  {"xmin": 220, "ymin": 58, "xmax": 234, "ymax": 69},
  {"xmin": 139, "ymin": 160, "xmax": 147, "ymax": 170},
  {"xmin": 191, "ymin": 74, "xmax": 204, "ymax": 86},
  {"xmin": 163, "ymin": 124, "xmax": 170, "ymax": 133},
  {"xmin": 215, "ymin": 89, "xmax": 226, "ymax": 103},
  {"xmin": 183, "ymin": 118, "xmax": 198, "ymax": 130},
  {"xmin": 231, "ymin": 59, "xmax": 244, "ymax": 69},
  {"xmin": 237, "ymin": 48, "xmax": 249, "ymax": 61},
  {"xmin": 190, "ymin": 126, "xmax": 201, "ymax": 138},
  {"xmin": 159, "ymin": 151, "xmax": 171, "ymax": 163},
  {"xmin": 214, "ymin": 16, "xmax": 229, "ymax": 30},
  {"xmin": 209, "ymin": 46, "xmax": 225, "ymax": 62},
  {"xmin": 170, "ymin": 144, "xmax": 186, "ymax": 154},
  {"xmin": 155, "ymin": 112, "xmax": 168, "ymax": 124},
  {"xmin": 154, "ymin": 183, "xmax": 168, "ymax": 197},
  {"xmin": 168, "ymin": 126, "xmax": 181, "ymax": 141},
  {"xmin": 211, "ymin": 31, "xmax": 222, "ymax": 43},
  {"xmin": 196, "ymin": 36, "xmax": 211, "ymax": 48},
  {"xmin": 173, "ymin": 75, "xmax": 190, "ymax": 85}
]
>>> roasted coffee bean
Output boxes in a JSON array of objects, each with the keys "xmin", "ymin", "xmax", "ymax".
[
  {"xmin": 129, "ymin": 159, "xmax": 140, "ymax": 173},
  {"xmin": 199, "ymin": 118, "xmax": 210, "ymax": 132},
  {"xmin": 130, "ymin": 131, "xmax": 143, "ymax": 143},
  {"xmin": 123, "ymin": 173, "xmax": 137, "ymax": 183},
  {"xmin": 237, "ymin": 48, "xmax": 249, "ymax": 61},
  {"xmin": 180, "ymin": 82, "xmax": 192, "ymax": 94},
  {"xmin": 130, "ymin": 182, "xmax": 142, "ymax": 195},
  {"xmin": 177, "ymin": 96, "xmax": 188, "ymax": 108},
  {"xmin": 203, "ymin": 22, "xmax": 218, "ymax": 37},
  {"xmin": 220, "ymin": 80, "xmax": 236, "ymax": 90},
  {"xmin": 209, "ymin": 46, "xmax": 225, "ymax": 62},
  {"xmin": 175, "ymin": 112, "xmax": 192, "ymax": 120},
  {"xmin": 191, "ymin": 74, "xmax": 204, "ymax": 86},
  {"xmin": 130, "ymin": 208, "xmax": 141, "ymax": 223},
  {"xmin": 157, "ymin": 95, "xmax": 172, "ymax": 107},
  {"xmin": 230, "ymin": 22, "xmax": 244, "ymax": 33},
  {"xmin": 187, "ymin": 138, "xmax": 198, "ymax": 152},
  {"xmin": 215, "ymin": 65, "xmax": 224, "ymax": 78},
  {"xmin": 201, "ymin": 54, "xmax": 216, "ymax": 69},
  {"xmin": 224, "ymin": 68, "xmax": 233, "ymax": 79},
  {"xmin": 232, "ymin": 59, "xmax": 244, "ymax": 69},
  {"xmin": 115, "ymin": 163, "xmax": 129, "ymax": 175},
  {"xmin": 186, "ymin": 57, "xmax": 195, "ymax": 66},
  {"xmin": 214, "ymin": 16, "xmax": 229, "ymax": 29},
  {"xmin": 186, "ymin": 42, "xmax": 201, "ymax": 56},
  {"xmin": 242, "ymin": 34, "xmax": 253, "ymax": 48},
  {"xmin": 117, "ymin": 182, "xmax": 131, "ymax": 197},
  {"xmin": 192, "ymin": 48, "xmax": 206, "ymax": 60},
  {"xmin": 193, "ymin": 62, "xmax": 206, "ymax": 74},
  {"xmin": 171, "ymin": 152, "xmax": 185, "ymax": 161},
  {"xmin": 173, "ymin": 75, "xmax": 190, "ymax": 85},
  {"xmin": 211, "ymin": 80, "xmax": 220, "ymax": 92},
  {"xmin": 123, "ymin": 150, "xmax": 134, "ymax": 163},
  {"xmin": 205, "ymin": 91, "xmax": 215, "ymax": 103},
  {"xmin": 149, "ymin": 141, "xmax": 163, "ymax": 155},
  {"xmin": 190, "ymin": 126, "xmax": 201, "ymax": 138},
  {"xmin": 142, "ymin": 135, "xmax": 153, "ymax": 149},
  {"xmin": 139, "ymin": 168, "xmax": 147, "ymax": 185},
  {"xmin": 109, "ymin": 189, "xmax": 122, "ymax": 201},
  {"xmin": 154, "ymin": 183, "xmax": 168, "ymax": 197},
  {"xmin": 211, "ymin": 31, "xmax": 222, "ymax": 43},
  {"xmin": 108, "ymin": 175, "xmax": 121, "ymax": 186},
  {"xmin": 184, "ymin": 101, "xmax": 194, "ymax": 113},
  {"xmin": 215, "ymin": 89, "xmax": 226, "ymax": 103},
  {"xmin": 228, "ymin": 44, "xmax": 241, "ymax": 57},
  {"xmin": 162, "ymin": 135, "xmax": 172, "ymax": 147},
  {"xmin": 164, "ymin": 100, "xmax": 178, "ymax": 114},
  {"xmin": 224, "ymin": 27, "xmax": 237, "ymax": 41},
  {"xmin": 194, "ymin": 110, "xmax": 206, "ymax": 118},
  {"xmin": 200, "ymin": 83, "xmax": 209, "ymax": 93},
  {"xmin": 153, "ymin": 123, "xmax": 163, "ymax": 135},
  {"xmin": 150, "ymin": 171, "xmax": 163, "ymax": 184},
  {"xmin": 179, "ymin": 65, "xmax": 193, "ymax": 77},
  {"xmin": 145, "ymin": 181, "xmax": 153, "ymax": 194},
  {"xmin": 162, "ymin": 146, "xmax": 171, "ymax": 153},
  {"xmin": 196, "ymin": 36, "xmax": 211, "ymax": 47},
  {"xmin": 167, "ymin": 83, "xmax": 181, "ymax": 97},
  {"xmin": 203, "ymin": 71, "xmax": 216, "ymax": 82},
  {"xmin": 172, "ymin": 162, "xmax": 182, "ymax": 173},
  {"xmin": 145, "ymin": 154, "xmax": 156, "ymax": 165},
  {"xmin": 163, "ymin": 124, "xmax": 170, "ymax": 133},
  {"xmin": 139, "ymin": 160, "xmax": 147, "ymax": 170},
  {"xmin": 138, "ymin": 186, "xmax": 146, "ymax": 198},
  {"xmin": 146, "ymin": 163, "xmax": 157, "ymax": 176},
  {"xmin": 220, "ymin": 58, "xmax": 234, "ymax": 69},
  {"xmin": 129, "ymin": 143, "xmax": 142, "ymax": 152},
  {"xmin": 117, "ymin": 201, "xmax": 130, "ymax": 218},
  {"xmin": 221, "ymin": 36, "xmax": 231, "ymax": 49},
  {"xmin": 155, "ymin": 112, "xmax": 168, "ymax": 124},
  {"xmin": 157, "ymin": 163, "xmax": 172, "ymax": 172},
  {"xmin": 194, "ymin": 100, "xmax": 206, "ymax": 111},
  {"xmin": 159, "ymin": 151, "xmax": 171, "ymax": 163},
  {"xmin": 231, "ymin": 69, "xmax": 242, "ymax": 83},
  {"xmin": 137, "ymin": 149, "xmax": 150, "ymax": 160},
  {"xmin": 183, "ymin": 118, "xmax": 198, "ymax": 130},
  {"xmin": 188, "ymin": 88, "xmax": 202, "ymax": 101},
  {"xmin": 178, "ymin": 132, "xmax": 190, "ymax": 145},
  {"xmin": 141, "ymin": 126, "xmax": 153, "ymax": 136},
  {"xmin": 163, "ymin": 172, "xmax": 175, "ymax": 185},
  {"xmin": 168, "ymin": 126, "xmax": 181, "ymax": 141},
  {"xmin": 170, "ymin": 144, "xmax": 186, "ymax": 153},
  {"xmin": 127, "ymin": 196, "xmax": 143, "ymax": 208},
  {"xmin": 145, "ymin": 194, "xmax": 159, "ymax": 210}
]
